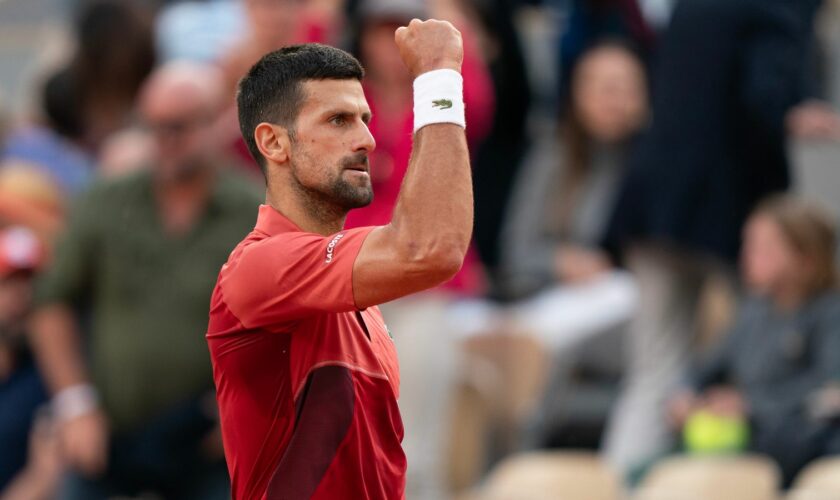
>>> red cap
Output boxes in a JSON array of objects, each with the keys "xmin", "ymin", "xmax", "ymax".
[{"xmin": 0, "ymin": 226, "xmax": 44, "ymax": 278}]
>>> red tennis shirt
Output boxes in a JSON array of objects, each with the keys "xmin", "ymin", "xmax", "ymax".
[{"xmin": 206, "ymin": 204, "xmax": 405, "ymax": 500}]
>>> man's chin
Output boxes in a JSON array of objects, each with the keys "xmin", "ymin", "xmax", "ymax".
[
  {"xmin": 324, "ymin": 175, "xmax": 373, "ymax": 210},
  {"xmin": 347, "ymin": 191, "xmax": 373, "ymax": 209},
  {"xmin": 336, "ymin": 180, "xmax": 373, "ymax": 209}
]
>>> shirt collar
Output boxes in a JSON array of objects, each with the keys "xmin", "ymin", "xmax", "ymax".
[{"xmin": 254, "ymin": 204, "xmax": 303, "ymax": 236}]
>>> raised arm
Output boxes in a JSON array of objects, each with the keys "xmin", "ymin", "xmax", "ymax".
[
  {"xmin": 352, "ymin": 19, "xmax": 473, "ymax": 308},
  {"xmin": 29, "ymin": 304, "xmax": 108, "ymax": 478}
]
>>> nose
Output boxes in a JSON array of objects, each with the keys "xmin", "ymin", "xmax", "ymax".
[{"xmin": 353, "ymin": 121, "xmax": 376, "ymax": 154}]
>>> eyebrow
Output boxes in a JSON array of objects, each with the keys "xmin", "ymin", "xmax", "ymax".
[{"xmin": 326, "ymin": 109, "xmax": 373, "ymax": 124}]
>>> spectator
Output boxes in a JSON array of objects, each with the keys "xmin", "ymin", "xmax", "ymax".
[
  {"xmin": 3, "ymin": 0, "xmax": 155, "ymax": 196},
  {"xmin": 601, "ymin": 0, "xmax": 826, "ymax": 476},
  {"xmin": 498, "ymin": 40, "xmax": 647, "ymax": 448},
  {"xmin": 65, "ymin": 0, "xmax": 155, "ymax": 152},
  {"xmin": 0, "ymin": 227, "xmax": 59, "ymax": 498},
  {"xmin": 503, "ymin": 40, "xmax": 647, "ymax": 300},
  {"xmin": 669, "ymin": 195, "xmax": 840, "ymax": 485},
  {"xmin": 2, "ymin": 69, "xmax": 96, "ymax": 197},
  {"xmin": 28, "ymin": 62, "xmax": 261, "ymax": 500},
  {"xmin": 0, "ymin": 163, "xmax": 64, "ymax": 243}
]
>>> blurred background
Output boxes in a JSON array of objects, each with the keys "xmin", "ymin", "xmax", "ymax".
[{"xmin": 2, "ymin": 0, "xmax": 840, "ymax": 499}]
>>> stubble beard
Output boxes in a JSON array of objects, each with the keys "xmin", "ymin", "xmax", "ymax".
[{"xmin": 289, "ymin": 143, "xmax": 374, "ymax": 219}]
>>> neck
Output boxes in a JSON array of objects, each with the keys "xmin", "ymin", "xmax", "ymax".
[
  {"xmin": 266, "ymin": 181, "xmax": 346, "ymax": 236},
  {"xmin": 153, "ymin": 164, "xmax": 215, "ymax": 235},
  {"xmin": 154, "ymin": 162, "xmax": 215, "ymax": 194}
]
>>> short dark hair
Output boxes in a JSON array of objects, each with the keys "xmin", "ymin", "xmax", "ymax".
[{"xmin": 236, "ymin": 44, "xmax": 365, "ymax": 174}]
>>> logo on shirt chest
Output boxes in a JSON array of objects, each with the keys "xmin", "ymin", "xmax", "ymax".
[{"xmin": 325, "ymin": 233, "xmax": 345, "ymax": 264}]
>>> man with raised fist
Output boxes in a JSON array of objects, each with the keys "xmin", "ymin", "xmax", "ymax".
[{"xmin": 207, "ymin": 19, "xmax": 472, "ymax": 499}]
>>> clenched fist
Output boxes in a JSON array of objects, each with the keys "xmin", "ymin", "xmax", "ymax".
[{"xmin": 394, "ymin": 19, "xmax": 463, "ymax": 78}]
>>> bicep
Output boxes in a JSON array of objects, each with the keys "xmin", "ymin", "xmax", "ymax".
[{"xmin": 352, "ymin": 225, "xmax": 456, "ymax": 309}]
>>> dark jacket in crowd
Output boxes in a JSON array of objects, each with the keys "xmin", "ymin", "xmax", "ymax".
[
  {"xmin": 471, "ymin": 0, "xmax": 533, "ymax": 292},
  {"xmin": 0, "ymin": 351, "xmax": 47, "ymax": 490},
  {"xmin": 604, "ymin": 0, "xmax": 822, "ymax": 262}
]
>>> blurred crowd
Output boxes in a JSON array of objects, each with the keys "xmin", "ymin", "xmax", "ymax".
[{"xmin": 1, "ymin": 0, "xmax": 840, "ymax": 499}]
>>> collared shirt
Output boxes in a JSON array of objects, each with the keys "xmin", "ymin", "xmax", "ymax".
[
  {"xmin": 36, "ymin": 169, "xmax": 261, "ymax": 431},
  {"xmin": 207, "ymin": 205, "xmax": 404, "ymax": 500}
]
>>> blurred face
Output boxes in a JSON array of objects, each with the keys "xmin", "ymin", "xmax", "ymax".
[
  {"xmin": 141, "ymin": 83, "xmax": 218, "ymax": 180},
  {"xmin": 287, "ymin": 79, "xmax": 377, "ymax": 209},
  {"xmin": 741, "ymin": 214, "xmax": 804, "ymax": 295},
  {"xmin": 572, "ymin": 46, "xmax": 648, "ymax": 142},
  {"xmin": 360, "ymin": 20, "xmax": 410, "ymax": 84},
  {"xmin": 244, "ymin": 0, "xmax": 304, "ymax": 49}
]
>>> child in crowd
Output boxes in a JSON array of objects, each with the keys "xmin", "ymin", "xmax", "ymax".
[
  {"xmin": 669, "ymin": 195, "xmax": 840, "ymax": 485},
  {"xmin": 0, "ymin": 227, "xmax": 60, "ymax": 499}
]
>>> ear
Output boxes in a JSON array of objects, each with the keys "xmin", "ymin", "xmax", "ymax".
[{"xmin": 254, "ymin": 123, "xmax": 292, "ymax": 166}]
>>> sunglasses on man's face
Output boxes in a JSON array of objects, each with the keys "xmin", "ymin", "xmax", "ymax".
[{"xmin": 145, "ymin": 114, "xmax": 212, "ymax": 138}]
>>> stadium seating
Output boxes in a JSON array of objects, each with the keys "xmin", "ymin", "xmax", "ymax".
[
  {"xmin": 476, "ymin": 451, "xmax": 623, "ymax": 500},
  {"xmin": 446, "ymin": 334, "xmax": 550, "ymax": 491},
  {"xmin": 786, "ymin": 456, "xmax": 840, "ymax": 500},
  {"xmin": 633, "ymin": 454, "xmax": 781, "ymax": 500}
]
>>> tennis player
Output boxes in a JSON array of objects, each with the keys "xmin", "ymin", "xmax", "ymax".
[{"xmin": 206, "ymin": 19, "xmax": 472, "ymax": 499}]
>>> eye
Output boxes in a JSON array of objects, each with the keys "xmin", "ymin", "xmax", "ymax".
[{"xmin": 329, "ymin": 115, "xmax": 346, "ymax": 126}]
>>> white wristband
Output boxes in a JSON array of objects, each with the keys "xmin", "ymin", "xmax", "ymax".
[
  {"xmin": 52, "ymin": 384, "xmax": 99, "ymax": 422},
  {"xmin": 413, "ymin": 69, "xmax": 466, "ymax": 132}
]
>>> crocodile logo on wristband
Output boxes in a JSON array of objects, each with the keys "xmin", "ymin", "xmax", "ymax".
[{"xmin": 432, "ymin": 99, "xmax": 453, "ymax": 110}]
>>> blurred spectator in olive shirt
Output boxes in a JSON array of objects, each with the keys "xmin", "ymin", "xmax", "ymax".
[{"xmin": 29, "ymin": 62, "xmax": 261, "ymax": 500}]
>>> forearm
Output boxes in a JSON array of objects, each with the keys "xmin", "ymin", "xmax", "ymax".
[
  {"xmin": 351, "ymin": 20, "xmax": 475, "ymax": 307},
  {"xmin": 388, "ymin": 123, "xmax": 472, "ymax": 270},
  {"xmin": 30, "ymin": 304, "xmax": 91, "ymax": 395}
]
